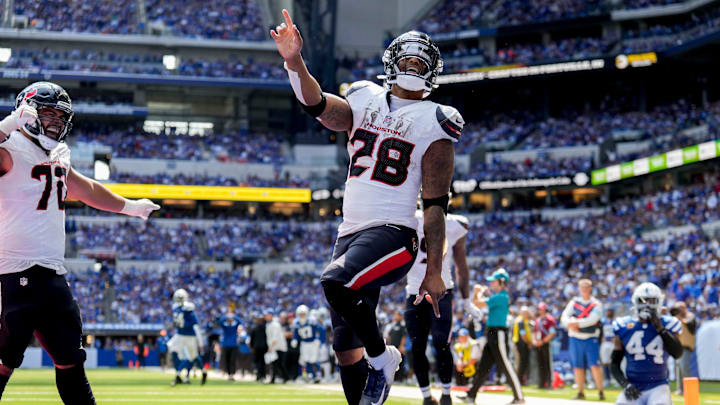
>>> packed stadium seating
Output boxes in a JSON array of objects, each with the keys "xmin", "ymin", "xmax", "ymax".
[
  {"xmin": 4, "ymin": 49, "xmax": 286, "ymax": 80},
  {"xmin": 12, "ymin": 0, "xmax": 267, "ymax": 41},
  {"xmin": 72, "ymin": 126, "xmax": 288, "ymax": 164},
  {"xmin": 468, "ymin": 156, "xmax": 593, "ymax": 182},
  {"xmin": 13, "ymin": 0, "xmax": 140, "ymax": 34},
  {"xmin": 334, "ymin": 2, "xmax": 720, "ymax": 83},
  {"xmin": 65, "ymin": 171, "xmax": 720, "ymax": 327},
  {"xmin": 144, "ymin": 0, "xmax": 266, "ymax": 41},
  {"xmin": 413, "ymin": 0, "xmax": 691, "ymax": 34}
]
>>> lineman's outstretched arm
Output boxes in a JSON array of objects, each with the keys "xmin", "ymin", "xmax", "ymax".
[
  {"xmin": 271, "ymin": 9, "xmax": 352, "ymax": 132},
  {"xmin": 66, "ymin": 167, "xmax": 160, "ymax": 219}
]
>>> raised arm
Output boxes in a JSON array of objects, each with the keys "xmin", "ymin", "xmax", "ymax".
[
  {"xmin": 271, "ymin": 9, "xmax": 352, "ymax": 132},
  {"xmin": 415, "ymin": 139, "xmax": 454, "ymax": 317},
  {"xmin": 66, "ymin": 167, "xmax": 160, "ymax": 219}
]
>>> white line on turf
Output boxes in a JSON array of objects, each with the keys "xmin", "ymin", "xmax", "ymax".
[
  {"xmin": 6, "ymin": 391, "xmax": 334, "ymax": 396},
  {"xmin": 3, "ymin": 398, "xmax": 345, "ymax": 404}
]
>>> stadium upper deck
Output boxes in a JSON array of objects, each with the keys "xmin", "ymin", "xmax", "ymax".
[{"xmin": 11, "ymin": 0, "xmax": 266, "ymax": 40}]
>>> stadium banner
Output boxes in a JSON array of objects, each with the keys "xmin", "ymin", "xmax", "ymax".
[
  {"xmin": 592, "ymin": 140, "xmax": 719, "ymax": 185},
  {"xmin": 437, "ymin": 52, "xmax": 657, "ymax": 84},
  {"xmin": 105, "ymin": 184, "xmax": 312, "ymax": 203},
  {"xmin": 451, "ymin": 172, "xmax": 590, "ymax": 192}
]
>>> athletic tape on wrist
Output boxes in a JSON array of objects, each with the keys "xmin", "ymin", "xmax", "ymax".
[{"xmin": 284, "ymin": 62, "xmax": 308, "ymax": 105}]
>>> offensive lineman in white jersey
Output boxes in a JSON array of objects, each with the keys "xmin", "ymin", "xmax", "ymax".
[
  {"xmin": 272, "ymin": 9, "xmax": 462, "ymax": 405},
  {"xmin": 405, "ymin": 210, "xmax": 469, "ymax": 405},
  {"xmin": 0, "ymin": 82, "xmax": 160, "ymax": 404}
]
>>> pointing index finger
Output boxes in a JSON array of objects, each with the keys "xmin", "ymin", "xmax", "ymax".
[
  {"xmin": 282, "ymin": 9, "xmax": 293, "ymax": 27},
  {"xmin": 432, "ymin": 298, "xmax": 441, "ymax": 318}
]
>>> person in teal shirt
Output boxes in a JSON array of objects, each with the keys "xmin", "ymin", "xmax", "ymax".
[{"xmin": 464, "ymin": 268, "xmax": 525, "ymax": 404}]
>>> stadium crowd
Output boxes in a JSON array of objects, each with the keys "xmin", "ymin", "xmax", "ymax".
[
  {"xmin": 66, "ymin": 172, "xmax": 720, "ymax": 325},
  {"xmin": 413, "ymin": 0, "xmax": 688, "ymax": 34},
  {"xmin": 13, "ymin": 0, "xmax": 140, "ymax": 34},
  {"xmin": 13, "ymin": 0, "xmax": 266, "ymax": 41},
  {"xmin": 144, "ymin": 0, "xmax": 265, "ymax": 41},
  {"xmin": 3, "ymin": 49, "xmax": 286, "ymax": 80},
  {"xmin": 70, "ymin": 221, "xmax": 301, "ymax": 262},
  {"xmin": 72, "ymin": 126, "xmax": 288, "ymax": 164}
]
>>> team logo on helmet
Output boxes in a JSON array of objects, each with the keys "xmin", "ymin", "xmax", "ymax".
[
  {"xmin": 23, "ymin": 89, "xmax": 37, "ymax": 102},
  {"xmin": 20, "ymin": 277, "xmax": 28, "ymax": 287}
]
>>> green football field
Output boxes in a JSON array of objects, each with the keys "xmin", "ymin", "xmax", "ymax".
[{"xmin": 2, "ymin": 369, "xmax": 720, "ymax": 404}]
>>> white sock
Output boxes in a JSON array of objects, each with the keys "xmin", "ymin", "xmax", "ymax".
[
  {"xmin": 420, "ymin": 386, "xmax": 432, "ymax": 398},
  {"xmin": 442, "ymin": 383, "xmax": 452, "ymax": 395},
  {"xmin": 368, "ymin": 348, "xmax": 390, "ymax": 370}
]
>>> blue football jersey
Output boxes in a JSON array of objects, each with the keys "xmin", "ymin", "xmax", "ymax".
[
  {"xmin": 315, "ymin": 323, "xmax": 327, "ymax": 344},
  {"xmin": 173, "ymin": 302, "xmax": 199, "ymax": 336},
  {"xmin": 613, "ymin": 315, "xmax": 682, "ymax": 391},
  {"xmin": 602, "ymin": 318, "xmax": 615, "ymax": 342},
  {"xmin": 293, "ymin": 319, "xmax": 318, "ymax": 343}
]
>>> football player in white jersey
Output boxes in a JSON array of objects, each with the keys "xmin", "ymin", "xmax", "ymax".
[
  {"xmin": 405, "ymin": 210, "xmax": 469, "ymax": 405},
  {"xmin": 0, "ymin": 82, "xmax": 160, "ymax": 404},
  {"xmin": 272, "ymin": 10, "xmax": 462, "ymax": 405}
]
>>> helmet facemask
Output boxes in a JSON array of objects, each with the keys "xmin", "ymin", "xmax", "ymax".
[
  {"xmin": 378, "ymin": 31, "xmax": 443, "ymax": 98},
  {"xmin": 27, "ymin": 105, "xmax": 73, "ymax": 150},
  {"xmin": 632, "ymin": 283, "xmax": 663, "ymax": 321}
]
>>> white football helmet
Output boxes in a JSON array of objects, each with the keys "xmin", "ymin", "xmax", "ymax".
[
  {"xmin": 632, "ymin": 282, "xmax": 664, "ymax": 320},
  {"xmin": 296, "ymin": 304, "xmax": 309, "ymax": 319},
  {"xmin": 173, "ymin": 288, "xmax": 189, "ymax": 305}
]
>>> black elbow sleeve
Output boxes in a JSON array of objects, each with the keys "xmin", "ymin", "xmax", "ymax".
[
  {"xmin": 610, "ymin": 350, "xmax": 628, "ymax": 387},
  {"xmin": 299, "ymin": 93, "xmax": 327, "ymax": 118},
  {"xmin": 660, "ymin": 331, "xmax": 684, "ymax": 359}
]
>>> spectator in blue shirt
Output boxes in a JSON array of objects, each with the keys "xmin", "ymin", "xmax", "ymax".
[
  {"xmin": 157, "ymin": 329, "xmax": 170, "ymax": 371},
  {"xmin": 217, "ymin": 310, "xmax": 243, "ymax": 381}
]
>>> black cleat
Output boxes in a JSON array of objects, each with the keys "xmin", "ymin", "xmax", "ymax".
[
  {"xmin": 423, "ymin": 397, "xmax": 439, "ymax": 405},
  {"xmin": 462, "ymin": 395, "xmax": 476, "ymax": 404},
  {"xmin": 439, "ymin": 394, "xmax": 453, "ymax": 405},
  {"xmin": 171, "ymin": 375, "xmax": 182, "ymax": 386},
  {"xmin": 574, "ymin": 393, "xmax": 586, "ymax": 400},
  {"xmin": 507, "ymin": 399, "xmax": 525, "ymax": 405},
  {"xmin": 599, "ymin": 392, "xmax": 605, "ymax": 401},
  {"xmin": 201, "ymin": 371, "xmax": 207, "ymax": 385}
]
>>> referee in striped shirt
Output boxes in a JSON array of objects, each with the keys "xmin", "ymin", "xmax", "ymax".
[{"xmin": 464, "ymin": 268, "xmax": 524, "ymax": 404}]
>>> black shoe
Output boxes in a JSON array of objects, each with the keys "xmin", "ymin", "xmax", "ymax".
[
  {"xmin": 574, "ymin": 393, "xmax": 585, "ymax": 400},
  {"xmin": 599, "ymin": 392, "xmax": 605, "ymax": 401},
  {"xmin": 508, "ymin": 399, "xmax": 525, "ymax": 405},
  {"xmin": 439, "ymin": 394, "xmax": 453, "ymax": 405},
  {"xmin": 201, "ymin": 371, "xmax": 207, "ymax": 385},
  {"xmin": 462, "ymin": 395, "xmax": 475, "ymax": 404},
  {"xmin": 423, "ymin": 397, "xmax": 439, "ymax": 405},
  {"xmin": 171, "ymin": 376, "xmax": 182, "ymax": 386}
]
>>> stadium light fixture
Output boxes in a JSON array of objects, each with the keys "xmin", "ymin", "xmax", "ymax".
[
  {"xmin": 163, "ymin": 55, "xmax": 177, "ymax": 70},
  {"xmin": 0, "ymin": 48, "xmax": 11, "ymax": 63}
]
